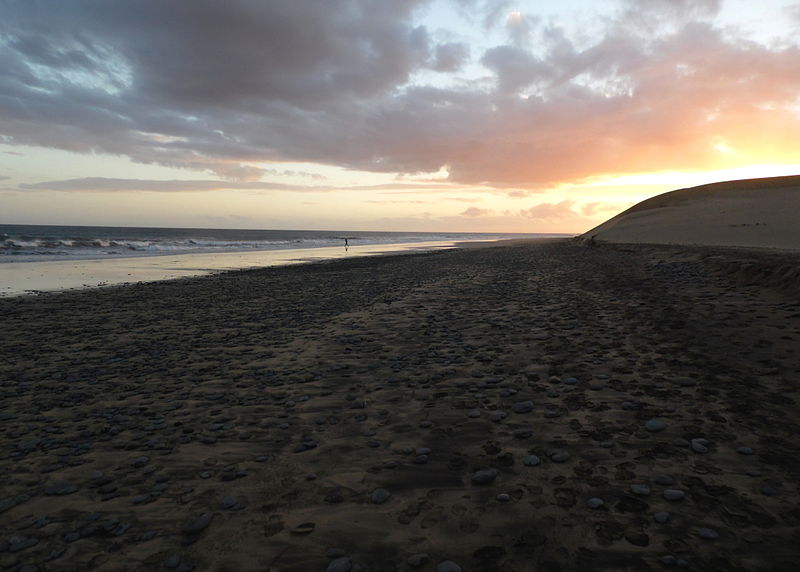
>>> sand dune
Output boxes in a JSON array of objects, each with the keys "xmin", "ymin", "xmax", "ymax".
[{"xmin": 584, "ymin": 175, "xmax": 800, "ymax": 249}]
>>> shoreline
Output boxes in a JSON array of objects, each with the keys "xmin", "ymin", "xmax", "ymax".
[{"xmin": 0, "ymin": 237, "xmax": 561, "ymax": 298}]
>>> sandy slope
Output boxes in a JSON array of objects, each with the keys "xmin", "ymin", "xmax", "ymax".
[{"xmin": 583, "ymin": 175, "xmax": 800, "ymax": 249}]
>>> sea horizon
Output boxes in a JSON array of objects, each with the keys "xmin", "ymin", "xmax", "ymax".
[
  {"xmin": 0, "ymin": 223, "xmax": 570, "ymax": 296},
  {"xmin": 0, "ymin": 223, "xmax": 563, "ymax": 264}
]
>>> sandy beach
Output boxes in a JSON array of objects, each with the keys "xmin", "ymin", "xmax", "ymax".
[{"xmin": 2, "ymin": 238, "xmax": 799, "ymax": 571}]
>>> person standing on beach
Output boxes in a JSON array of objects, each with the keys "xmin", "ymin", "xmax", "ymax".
[{"xmin": 344, "ymin": 237, "xmax": 349, "ymax": 251}]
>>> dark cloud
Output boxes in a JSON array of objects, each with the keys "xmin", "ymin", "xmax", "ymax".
[
  {"xmin": 0, "ymin": 175, "xmax": 10, "ymax": 181},
  {"xmin": 430, "ymin": 42, "xmax": 470, "ymax": 72},
  {"xmin": 1, "ymin": 0, "xmax": 799, "ymax": 189},
  {"xmin": 481, "ymin": 45, "xmax": 553, "ymax": 94}
]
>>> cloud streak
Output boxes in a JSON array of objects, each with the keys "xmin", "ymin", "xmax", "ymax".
[{"xmin": 17, "ymin": 177, "xmax": 458, "ymax": 193}]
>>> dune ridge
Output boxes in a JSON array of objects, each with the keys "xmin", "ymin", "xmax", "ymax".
[{"xmin": 583, "ymin": 175, "xmax": 800, "ymax": 250}]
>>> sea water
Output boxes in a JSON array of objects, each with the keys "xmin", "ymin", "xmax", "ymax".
[
  {"xmin": 0, "ymin": 224, "xmax": 544, "ymax": 262},
  {"xmin": 0, "ymin": 224, "xmax": 565, "ymax": 296}
]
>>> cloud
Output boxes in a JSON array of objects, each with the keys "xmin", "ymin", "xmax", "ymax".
[
  {"xmin": 518, "ymin": 200, "xmax": 577, "ymax": 220},
  {"xmin": 19, "ymin": 177, "xmax": 307, "ymax": 193},
  {"xmin": 1, "ymin": 0, "xmax": 799, "ymax": 190},
  {"xmin": 621, "ymin": 0, "xmax": 721, "ymax": 22},
  {"xmin": 460, "ymin": 206, "xmax": 491, "ymax": 216},
  {"xmin": 580, "ymin": 201, "xmax": 619, "ymax": 216},
  {"xmin": 430, "ymin": 42, "xmax": 470, "ymax": 72},
  {"xmin": 0, "ymin": 175, "xmax": 10, "ymax": 181},
  {"xmin": 786, "ymin": 4, "xmax": 800, "ymax": 25},
  {"xmin": 17, "ymin": 176, "xmax": 455, "ymax": 193},
  {"xmin": 507, "ymin": 190, "xmax": 530, "ymax": 198}
]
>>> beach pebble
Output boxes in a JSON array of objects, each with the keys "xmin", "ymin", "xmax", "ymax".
[
  {"xmin": 691, "ymin": 438, "xmax": 709, "ymax": 453},
  {"xmin": 549, "ymin": 449, "xmax": 570, "ymax": 463},
  {"xmin": 64, "ymin": 531, "xmax": 81, "ymax": 542},
  {"xmin": 407, "ymin": 553, "xmax": 430, "ymax": 568},
  {"xmin": 132, "ymin": 493, "xmax": 153, "ymax": 505},
  {"xmin": 564, "ymin": 377, "xmax": 578, "ymax": 385},
  {"xmin": 663, "ymin": 489, "xmax": 685, "ymax": 501},
  {"xmin": 587, "ymin": 497, "xmax": 604, "ymax": 509},
  {"xmin": 7, "ymin": 536, "xmax": 38, "ymax": 552},
  {"xmin": 513, "ymin": 428, "xmax": 533, "ymax": 439},
  {"xmin": 436, "ymin": 561, "xmax": 462, "ymax": 572},
  {"xmin": 759, "ymin": 483, "xmax": 780, "ymax": 496},
  {"xmin": 589, "ymin": 381, "xmax": 605, "ymax": 390},
  {"xmin": 496, "ymin": 493, "xmax": 511, "ymax": 502},
  {"xmin": 655, "ymin": 475, "xmax": 675, "ymax": 486},
  {"xmin": 131, "ymin": 455, "xmax": 149, "ymax": 468},
  {"xmin": 291, "ymin": 522, "xmax": 315, "ymax": 535},
  {"xmin": 326, "ymin": 556, "xmax": 353, "ymax": 572},
  {"xmin": 490, "ymin": 411, "xmax": 507, "ymax": 422},
  {"xmin": 416, "ymin": 447, "xmax": 432, "ymax": 456},
  {"xmin": 220, "ymin": 495, "xmax": 239, "ymax": 510},
  {"xmin": 182, "ymin": 514, "xmax": 212, "ymax": 535},
  {"xmin": 659, "ymin": 555, "xmax": 677, "ymax": 566},
  {"xmin": 523, "ymin": 454, "xmax": 541, "ymax": 467},
  {"xmin": 467, "ymin": 409, "xmax": 481, "ymax": 418},
  {"xmin": 697, "ymin": 527, "xmax": 719, "ymax": 539},
  {"xmin": 512, "ymin": 401, "xmax": 533, "ymax": 413},
  {"xmin": 371, "ymin": 488, "xmax": 390, "ymax": 504},
  {"xmin": 645, "ymin": 419, "xmax": 666, "ymax": 432},
  {"xmin": 631, "ymin": 484, "xmax": 651, "ymax": 496},
  {"xmin": 737, "ymin": 446, "xmax": 754, "ymax": 455},
  {"xmin": 654, "ymin": 511, "xmax": 670, "ymax": 523},
  {"xmin": 45, "ymin": 482, "xmax": 79, "ymax": 495},
  {"xmin": 471, "ymin": 468, "xmax": 498, "ymax": 485}
]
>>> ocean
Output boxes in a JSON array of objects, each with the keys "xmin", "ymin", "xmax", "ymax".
[
  {"xmin": 0, "ymin": 224, "xmax": 547, "ymax": 262},
  {"xmin": 0, "ymin": 224, "xmax": 567, "ymax": 296}
]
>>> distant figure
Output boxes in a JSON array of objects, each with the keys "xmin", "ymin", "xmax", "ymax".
[{"xmin": 344, "ymin": 237, "xmax": 349, "ymax": 251}]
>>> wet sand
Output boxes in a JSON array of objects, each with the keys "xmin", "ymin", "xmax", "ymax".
[
  {"xmin": 0, "ymin": 240, "xmax": 471, "ymax": 298},
  {"xmin": 2, "ymin": 239, "xmax": 800, "ymax": 571}
]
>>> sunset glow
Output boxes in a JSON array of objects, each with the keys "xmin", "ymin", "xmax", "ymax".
[{"xmin": 2, "ymin": 0, "xmax": 799, "ymax": 232}]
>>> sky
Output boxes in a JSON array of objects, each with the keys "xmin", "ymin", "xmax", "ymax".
[{"xmin": 1, "ymin": 0, "xmax": 799, "ymax": 233}]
